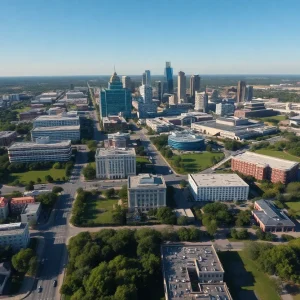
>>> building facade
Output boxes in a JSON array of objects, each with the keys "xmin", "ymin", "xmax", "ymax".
[
  {"xmin": 215, "ymin": 102, "xmax": 235, "ymax": 116},
  {"xmin": 190, "ymin": 75, "xmax": 201, "ymax": 99},
  {"xmin": 195, "ymin": 91, "xmax": 208, "ymax": 112},
  {"xmin": 237, "ymin": 80, "xmax": 246, "ymax": 103},
  {"xmin": 145, "ymin": 70, "xmax": 151, "ymax": 86},
  {"xmin": 99, "ymin": 72, "xmax": 132, "ymax": 118},
  {"xmin": 20, "ymin": 203, "xmax": 41, "ymax": 224},
  {"xmin": 252, "ymin": 200, "xmax": 295, "ymax": 232},
  {"xmin": 0, "ymin": 223, "xmax": 30, "ymax": 251},
  {"xmin": 102, "ymin": 115, "xmax": 129, "ymax": 133},
  {"xmin": 234, "ymin": 102, "xmax": 277, "ymax": 118},
  {"xmin": 139, "ymin": 85, "xmax": 153, "ymax": 103},
  {"xmin": 178, "ymin": 71, "xmax": 187, "ymax": 103},
  {"xmin": 31, "ymin": 125, "xmax": 80, "ymax": 142},
  {"xmin": 128, "ymin": 174, "xmax": 166, "ymax": 212},
  {"xmin": 164, "ymin": 62, "xmax": 174, "ymax": 94},
  {"xmin": 0, "ymin": 131, "xmax": 17, "ymax": 147},
  {"xmin": 189, "ymin": 174, "xmax": 249, "ymax": 202},
  {"xmin": 155, "ymin": 81, "xmax": 162, "ymax": 101},
  {"xmin": 95, "ymin": 148, "xmax": 136, "ymax": 179},
  {"xmin": 231, "ymin": 151, "xmax": 299, "ymax": 184},
  {"xmin": 105, "ymin": 132, "xmax": 130, "ymax": 148},
  {"xmin": 122, "ymin": 76, "xmax": 131, "ymax": 89},
  {"xmin": 8, "ymin": 138, "xmax": 72, "ymax": 163},
  {"xmin": 33, "ymin": 114, "xmax": 80, "ymax": 127},
  {"xmin": 146, "ymin": 118, "xmax": 174, "ymax": 133},
  {"xmin": 0, "ymin": 198, "xmax": 9, "ymax": 220}
]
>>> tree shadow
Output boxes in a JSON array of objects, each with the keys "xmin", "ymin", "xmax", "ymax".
[
  {"xmin": 218, "ymin": 251, "xmax": 258, "ymax": 300},
  {"xmin": 286, "ymin": 283, "xmax": 300, "ymax": 296}
]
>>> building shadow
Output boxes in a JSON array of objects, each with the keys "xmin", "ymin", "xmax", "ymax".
[{"xmin": 218, "ymin": 251, "xmax": 258, "ymax": 300}]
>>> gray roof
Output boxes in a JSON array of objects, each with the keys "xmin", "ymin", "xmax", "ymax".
[
  {"xmin": 253, "ymin": 200, "xmax": 295, "ymax": 227},
  {"xmin": 128, "ymin": 174, "xmax": 166, "ymax": 189}
]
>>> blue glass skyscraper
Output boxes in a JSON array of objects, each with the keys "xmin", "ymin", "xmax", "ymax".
[
  {"xmin": 100, "ymin": 72, "xmax": 132, "ymax": 118},
  {"xmin": 164, "ymin": 61, "xmax": 174, "ymax": 94}
]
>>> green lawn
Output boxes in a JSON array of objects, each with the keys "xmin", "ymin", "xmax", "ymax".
[
  {"xmin": 260, "ymin": 115, "xmax": 287, "ymax": 122},
  {"xmin": 255, "ymin": 149, "xmax": 300, "ymax": 163},
  {"xmin": 219, "ymin": 251, "xmax": 280, "ymax": 300},
  {"xmin": 136, "ymin": 156, "xmax": 150, "ymax": 163},
  {"xmin": 285, "ymin": 202, "xmax": 300, "ymax": 217},
  {"xmin": 170, "ymin": 152, "xmax": 224, "ymax": 174},
  {"xmin": 9, "ymin": 168, "xmax": 66, "ymax": 185},
  {"xmin": 82, "ymin": 197, "xmax": 119, "ymax": 225}
]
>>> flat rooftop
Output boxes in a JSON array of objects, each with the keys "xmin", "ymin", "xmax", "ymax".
[
  {"xmin": 161, "ymin": 244, "xmax": 232, "ymax": 300},
  {"xmin": 128, "ymin": 174, "xmax": 166, "ymax": 189},
  {"xmin": 21, "ymin": 203, "xmax": 41, "ymax": 215},
  {"xmin": 0, "ymin": 223, "xmax": 27, "ymax": 236},
  {"xmin": 8, "ymin": 140, "xmax": 71, "ymax": 150},
  {"xmin": 254, "ymin": 200, "xmax": 295, "ymax": 227},
  {"xmin": 233, "ymin": 151, "xmax": 299, "ymax": 170},
  {"xmin": 96, "ymin": 147, "xmax": 136, "ymax": 157},
  {"xmin": 189, "ymin": 173, "xmax": 249, "ymax": 187},
  {"xmin": 0, "ymin": 131, "xmax": 16, "ymax": 138},
  {"xmin": 32, "ymin": 125, "xmax": 80, "ymax": 132},
  {"xmin": 34, "ymin": 115, "xmax": 79, "ymax": 121}
]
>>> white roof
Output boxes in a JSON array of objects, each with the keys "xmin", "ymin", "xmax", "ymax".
[
  {"xmin": 233, "ymin": 151, "xmax": 299, "ymax": 170},
  {"xmin": 32, "ymin": 125, "xmax": 80, "ymax": 131},
  {"xmin": 189, "ymin": 173, "xmax": 248, "ymax": 187},
  {"xmin": 96, "ymin": 147, "xmax": 136, "ymax": 157}
]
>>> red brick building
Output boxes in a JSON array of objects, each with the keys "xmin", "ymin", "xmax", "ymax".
[
  {"xmin": 10, "ymin": 197, "xmax": 35, "ymax": 214},
  {"xmin": 231, "ymin": 151, "xmax": 299, "ymax": 184}
]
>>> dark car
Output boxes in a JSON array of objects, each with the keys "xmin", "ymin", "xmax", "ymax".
[
  {"xmin": 38, "ymin": 286, "xmax": 42, "ymax": 293},
  {"xmin": 53, "ymin": 280, "xmax": 57, "ymax": 287}
]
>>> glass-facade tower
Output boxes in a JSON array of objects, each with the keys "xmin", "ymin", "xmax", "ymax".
[
  {"xmin": 164, "ymin": 61, "xmax": 174, "ymax": 94},
  {"xmin": 100, "ymin": 72, "xmax": 132, "ymax": 118}
]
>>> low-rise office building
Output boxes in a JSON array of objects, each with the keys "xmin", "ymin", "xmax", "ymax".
[
  {"xmin": 252, "ymin": 200, "xmax": 295, "ymax": 232},
  {"xmin": 234, "ymin": 102, "xmax": 277, "ymax": 118},
  {"xmin": 0, "ymin": 198, "xmax": 9, "ymax": 220},
  {"xmin": 31, "ymin": 125, "xmax": 80, "ymax": 142},
  {"xmin": 231, "ymin": 151, "xmax": 299, "ymax": 184},
  {"xmin": 19, "ymin": 109, "xmax": 45, "ymax": 121},
  {"xmin": 146, "ymin": 118, "xmax": 174, "ymax": 133},
  {"xmin": 189, "ymin": 173, "xmax": 249, "ymax": 202},
  {"xmin": 8, "ymin": 138, "xmax": 72, "ymax": 163},
  {"xmin": 102, "ymin": 115, "xmax": 129, "ymax": 133},
  {"xmin": 33, "ymin": 114, "xmax": 80, "ymax": 127},
  {"xmin": 0, "ymin": 131, "xmax": 17, "ymax": 147},
  {"xmin": 10, "ymin": 197, "xmax": 35, "ymax": 214},
  {"xmin": 215, "ymin": 102, "xmax": 235, "ymax": 116},
  {"xmin": 174, "ymin": 208, "xmax": 195, "ymax": 223},
  {"xmin": 163, "ymin": 112, "xmax": 213, "ymax": 126},
  {"xmin": 0, "ymin": 223, "xmax": 30, "ymax": 251},
  {"xmin": 161, "ymin": 244, "xmax": 232, "ymax": 300},
  {"xmin": 20, "ymin": 203, "xmax": 41, "ymax": 224},
  {"xmin": 168, "ymin": 131, "xmax": 205, "ymax": 151},
  {"xmin": 47, "ymin": 107, "xmax": 66, "ymax": 115},
  {"xmin": 105, "ymin": 132, "xmax": 130, "ymax": 148},
  {"xmin": 128, "ymin": 174, "xmax": 166, "ymax": 212},
  {"xmin": 66, "ymin": 91, "xmax": 86, "ymax": 99},
  {"xmin": 95, "ymin": 148, "xmax": 136, "ymax": 179}
]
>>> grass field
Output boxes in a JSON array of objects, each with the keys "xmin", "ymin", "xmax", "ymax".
[
  {"xmin": 285, "ymin": 202, "xmax": 300, "ymax": 217},
  {"xmin": 260, "ymin": 115, "xmax": 287, "ymax": 122},
  {"xmin": 255, "ymin": 149, "xmax": 300, "ymax": 163},
  {"xmin": 170, "ymin": 152, "xmax": 224, "ymax": 174},
  {"xmin": 219, "ymin": 251, "xmax": 280, "ymax": 300},
  {"xmin": 136, "ymin": 156, "xmax": 150, "ymax": 163},
  {"xmin": 9, "ymin": 168, "xmax": 66, "ymax": 185},
  {"xmin": 82, "ymin": 197, "xmax": 119, "ymax": 225}
]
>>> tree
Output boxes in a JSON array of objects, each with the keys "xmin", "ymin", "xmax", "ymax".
[
  {"xmin": 45, "ymin": 175, "xmax": 54, "ymax": 183},
  {"xmin": 118, "ymin": 185, "xmax": 128, "ymax": 200},
  {"xmin": 104, "ymin": 188, "xmax": 115, "ymax": 199},
  {"xmin": 156, "ymin": 207, "xmax": 176, "ymax": 225},
  {"xmin": 82, "ymin": 164, "xmax": 96, "ymax": 180},
  {"xmin": 206, "ymin": 145, "xmax": 213, "ymax": 152},
  {"xmin": 177, "ymin": 216, "xmax": 189, "ymax": 225},
  {"xmin": 28, "ymin": 256, "xmax": 38, "ymax": 275},
  {"xmin": 36, "ymin": 177, "xmax": 42, "ymax": 184},
  {"xmin": 114, "ymin": 284, "xmax": 138, "ymax": 300},
  {"xmin": 180, "ymin": 180, "xmax": 188, "ymax": 188},
  {"xmin": 12, "ymin": 248, "xmax": 35, "ymax": 273},
  {"xmin": 25, "ymin": 182, "xmax": 34, "ymax": 191},
  {"xmin": 235, "ymin": 210, "xmax": 251, "ymax": 227},
  {"xmin": 206, "ymin": 219, "xmax": 218, "ymax": 236},
  {"xmin": 52, "ymin": 186, "xmax": 63, "ymax": 194},
  {"xmin": 53, "ymin": 162, "xmax": 61, "ymax": 169}
]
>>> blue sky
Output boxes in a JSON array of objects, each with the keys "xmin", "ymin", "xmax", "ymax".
[{"xmin": 0, "ymin": 0, "xmax": 300, "ymax": 76}]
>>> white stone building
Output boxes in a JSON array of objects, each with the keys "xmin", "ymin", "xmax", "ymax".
[
  {"xmin": 95, "ymin": 148, "xmax": 136, "ymax": 179},
  {"xmin": 20, "ymin": 203, "xmax": 41, "ymax": 224},
  {"xmin": 189, "ymin": 173, "xmax": 249, "ymax": 202},
  {"xmin": 33, "ymin": 114, "xmax": 80, "ymax": 127},
  {"xmin": 128, "ymin": 174, "xmax": 166, "ymax": 212}
]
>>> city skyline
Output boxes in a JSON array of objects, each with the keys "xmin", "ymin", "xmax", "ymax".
[{"xmin": 1, "ymin": 0, "xmax": 300, "ymax": 76}]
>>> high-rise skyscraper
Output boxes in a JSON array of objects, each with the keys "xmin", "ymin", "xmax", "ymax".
[
  {"xmin": 246, "ymin": 85, "xmax": 253, "ymax": 101},
  {"xmin": 178, "ymin": 71, "xmax": 187, "ymax": 103},
  {"xmin": 164, "ymin": 62, "xmax": 174, "ymax": 94},
  {"xmin": 122, "ymin": 76, "xmax": 131, "ymax": 89},
  {"xmin": 145, "ymin": 70, "xmax": 151, "ymax": 86},
  {"xmin": 237, "ymin": 81, "xmax": 246, "ymax": 103},
  {"xmin": 190, "ymin": 75, "xmax": 201, "ymax": 98},
  {"xmin": 142, "ymin": 73, "xmax": 147, "ymax": 85},
  {"xmin": 139, "ymin": 85, "xmax": 153, "ymax": 103},
  {"xmin": 155, "ymin": 81, "xmax": 162, "ymax": 101},
  {"xmin": 195, "ymin": 91, "xmax": 208, "ymax": 113},
  {"xmin": 99, "ymin": 72, "xmax": 132, "ymax": 118}
]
